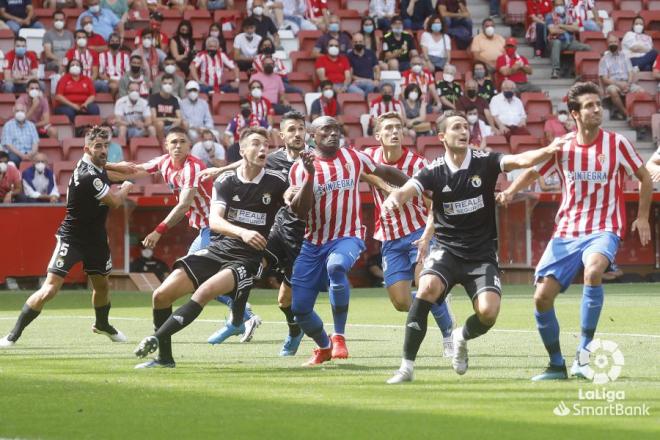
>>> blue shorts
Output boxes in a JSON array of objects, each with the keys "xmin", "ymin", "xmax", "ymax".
[
  {"xmin": 381, "ymin": 228, "xmax": 424, "ymax": 287},
  {"xmin": 535, "ymin": 232, "xmax": 620, "ymax": 292},
  {"xmin": 187, "ymin": 227, "xmax": 211, "ymax": 255}
]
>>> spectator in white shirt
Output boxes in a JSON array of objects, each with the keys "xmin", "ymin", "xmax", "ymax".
[
  {"xmin": 233, "ymin": 17, "xmax": 263, "ymax": 71},
  {"xmin": 622, "ymin": 16, "xmax": 658, "ymax": 72},
  {"xmin": 420, "ymin": 15, "xmax": 452, "ymax": 72},
  {"xmin": 281, "ymin": 0, "xmax": 317, "ymax": 34},
  {"xmin": 489, "ymin": 80, "xmax": 530, "ymax": 140},
  {"xmin": 114, "ymin": 81, "xmax": 156, "ymax": 141},
  {"xmin": 22, "ymin": 153, "xmax": 60, "ymax": 203},
  {"xmin": 369, "ymin": 0, "xmax": 396, "ymax": 30},
  {"xmin": 191, "ymin": 129, "xmax": 226, "ymax": 168}
]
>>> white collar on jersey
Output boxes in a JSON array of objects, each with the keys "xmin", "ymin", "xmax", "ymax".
[
  {"xmin": 444, "ymin": 148, "xmax": 471, "ymax": 173},
  {"xmin": 82, "ymin": 154, "xmax": 104, "ymax": 173},
  {"xmin": 237, "ymin": 164, "xmax": 265, "ymax": 184}
]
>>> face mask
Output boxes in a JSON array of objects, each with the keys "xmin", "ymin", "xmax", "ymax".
[
  {"xmin": 327, "ymin": 46, "xmax": 339, "ymax": 56},
  {"xmin": 474, "ymin": 70, "xmax": 485, "ymax": 79},
  {"xmin": 322, "ymin": 89, "xmax": 334, "ymax": 99},
  {"xmin": 558, "ymin": 113, "xmax": 568, "ymax": 123},
  {"xmin": 633, "ymin": 24, "xmax": 644, "ymax": 34},
  {"xmin": 609, "ymin": 44, "xmax": 618, "ymax": 53},
  {"xmin": 0, "ymin": 163, "xmax": 7, "ymax": 173},
  {"xmin": 77, "ymin": 38, "xmax": 87, "ymax": 48},
  {"xmin": 204, "ymin": 140, "xmax": 214, "ymax": 150},
  {"xmin": 392, "ymin": 27, "xmax": 403, "ymax": 35},
  {"xmin": 89, "ymin": 4, "xmax": 100, "ymax": 13},
  {"xmin": 504, "ymin": 91, "xmax": 514, "ymax": 99},
  {"xmin": 180, "ymin": 29, "xmax": 190, "ymax": 36},
  {"xmin": 14, "ymin": 47, "xmax": 27, "ymax": 58},
  {"xmin": 484, "ymin": 26, "xmax": 495, "ymax": 37},
  {"xmin": 261, "ymin": 46, "xmax": 274, "ymax": 54},
  {"xmin": 354, "ymin": 44, "xmax": 364, "ymax": 52},
  {"xmin": 109, "ymin": 43, "xmax": 120, "ymax": 51},
  {"xmin": 431, "ymin": 23, "xmax": 442, "ymax": 33},
  {"xmin": 70, "ymin": 65, "xmax": 82, "ymax": 75},
  {"xmin": 129, "ymin": 90, "xmax": 140, "ymax": 101},
  {"xmin": 363, "ymin": 25, "xmax": 374, "ymax": 34},
  {"xmin": 162, "ymin": 84, "xmax": 173, "ymax": 94},
  {"xmin": 251, "ymin": 88, "xmax": 262, "ymax": 99},
  {"xmin": 54, "ymin": 20, "xmax": 65, "ymax": 30},
  {"xmin": 443, "ymin": 74, "xmax": 454, "ymax": 82},
  {"xmin": 382, "ymin": 94, "xmax": 392, "ymax": 102},
  {"xmin": 505, "ymin": 47, "xmax": 516, "ymax": 57},
  {"xmin": 83, "ymin": 24, "xmax": 93, "ymax": 34},
  {"xmin": 411, "ymin": 64, "xmax": 422, "ymax": 74},
  {"xmin": 131, "ymin": 65, "xmax": 141, "ymax": 74},
  {"xmin": 142, "ymin": 38, "xmax": 153, "ymax": 49},
  {"xmin": 188, "ymin": 91, "xmax": 199, "ymax": 100},
  {"xmin": 466, "ymin": 89, "xmax": 477, "ymax": 99},
  {"xmin": 555, "ymin": 6, "xmax": 565, "ymax": 15},
  {"xmin": 29, "ymin": 89, "xmax": 40, "ymax": 98},
  {"xmin": 210, "ymin": 30, "xmax": 220, "ymax": 38},
  {"xmin": 164, "ymin": 64, "xmax": 176, "ymax": 74},
  {"xmin": 35, "ymin": 162, "xmax": 46, "ymax": 172},
  {"xmin": 241, "ymin": 107, "xmax": 251, "ymax": 118},
  {"xmin": 207, "ymin": 50, "xmax": 217, "ymax": 58},
  {"xmin": 467, "ymin": 114, "xmax": 478, "ymax": 125},
  {"xmin": 328, "ymin": 23, "xmax": 340, "ymax": 33},
  {"xmin": 408, "ymin": 91, "xmax": 419, "ymax": 101},
  {"xmin": 15, "ymin": 111, "xmax": 26, "ymax": 122},
  {"xmin": 263, "ymin": 64, "xmax": 274, "ymax": 74},
  {"xmin": 246, "ymin": 31, "xmax": 254, "ymax": 40},
  {"xmin": 141, "ymin": 249, "xmax": 153, "ymax": 259},
  {"xmin": 253, "ymin": 6, "xmax": 263, "ymax": 15}
]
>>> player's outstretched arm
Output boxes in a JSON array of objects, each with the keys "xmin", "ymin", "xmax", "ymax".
[
  {"xmin": 289, "ymin": 150, "xmax": 316, "ymax": 218},
  {"xmin": 105, "ymin": 162, "xmax": 146, "ymax": 182},
  {"xmin": 496, "ymin": 168, "xmax": 540, "ymax": 207},
  {"xmin": 100, "ymin": 181, "xmax": 133, "ymax": 209},
  {"xmin": 209, "ymin": 203, "xmax": 267, "ymax": 250},
  {"xmin": 360, "ymin": 173, "xmax": 394, "ymax": 196},
  {"xmin": 143, "ymin": 187, "xmax": 198, "ymax": 249},
  {"xmin": 372, "ymin": 164, "xmax": 410, "ymax": 188},
  {"xmin": 414, "ymin": 209, "xmax": 435, "ymax": 263},
  {"xmin": 198, "ymin": 161, "xmax": 242, "ymax": 182},
  {"xmin": 383, "ymin": 180, "xmax": 420, "ymax": 212},
  {"xmin": 500, "ymin": 136, "xmax": 563, "ymax": 172},
  {"xmin": 647, "ymin": 152, "xmax": 660, "ymax": 183},
  {"xmin": 631, "ymin": 165, "xmax": 653, "ymax": 246}
]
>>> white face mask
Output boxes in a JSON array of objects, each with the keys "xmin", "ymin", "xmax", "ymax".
[
  {"xmin": 411, "ymin": 64, "xmax": 422, "ymax": 74},
  {"xmin": 15, "ymin": 111, "xmax": 26, "ymax": 122},
  {"xmin": 141, "ymin": 249, "xmax": 153, "ymax": 259},
  {"xmin": 251, "ymin": 88, "xmax": 263, "ymax": 99},
  {"xmin": 162, "ymin": 84, "xmax": 173, "ymax": 94},
  {"xmin": 253, "ymin": 6, "xmax": 264, "ymax": 15},
  {"xmin": 0, "ymin": 162, "xmax": 7, "ymax": 173},
  {"xmin": 558, "ymin": 113, "xmax": 568, "ymax": 123},
  {"xmin": 89, "ymin": 4, "xmax": 100, "ymax": 13},
  {"xmin": 467, "ymin": 114, "xmax": 478, "ymax": 125},
  {"xmin": 54, "ymin": 20, "xmax": 65, "ymax": 30},
  {"xmin": 188, "ymin": 91, "xmax": 199, "ymax": 100},
  {"xmin": 142, "ymin": 38, "xmax": 153, "ymax": 49},
  {"xmin": 29, "ymin": 89, "xmax": 41, "ymax": 98},
  {"xmin": 203, "ymin": 140, "xmax": 215, "ymax": 150},
  {"xmin": 35, "ymin": 162, "xmax": 46, "ymax": 173},
  {"xmin": 129, "ymin": 90, "xmax": 140, "ymax": 101},
  {"xmin": 323, "ymin": 89, "xmax": 334, "ymax": 99},
  {"xmin": 210, "ymin": 30, "xmax": 220, "ymax": 38},
  {"xmin": 77, "ymin": 38, "xmax": 87, "ymax": 48},
  {"xmin": 443, "ymin": 74, "xmax": 454, "ymax": 82},
  {"xmin": 83, "ymin": 24, "xmax": 93, "ymax": 34},
  {"xmin": 408, "ymin": 91, "xmax": 419, "ymax": 101},
  {"xmin": 633, "ymin": 24, "xmax": 644, "ymax": 34},
  {"xmin": 327, "ymin": 46, "xmax": 340, "ymax": 56},
  {"xmin": 69, "ymin": 65, "xmax": 82, "ymax": 75},
  {"xmin": 164, "ymin": 64, "xmax": 176, "ymax": 74},
  {"xmin": 484, "ymin": 26, "xmax": 495, "ymax": 37}
]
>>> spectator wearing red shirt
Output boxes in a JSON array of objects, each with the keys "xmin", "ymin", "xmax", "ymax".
[
  {"xmin": 526, "ymin": 0, "xmax": 553, "ymax": 57},
  {"xmin": 496, "ymin": 38, "xmax": 540, "ymax": 93},
  {"xmin": 135, "ymin": 11, "xmax": 169, "ymax": 52},
  {"xmin": 80, "ymin": 15, "xmax": 107, "ymax": 53},
  {"xmin": 0, "ymin": 151, "xmax": 23, "ymax": 204},
  {"xmin": 247, "ymin": 79, "xmax": 275, "ymax": 127},
  {"xmin": 3, "ymin": 36, "xmax": 38, "ymax": 94},
  {"xmin": 653, "ymin": 54, "xmax": 660, "ymax": 80},
  {"xmin": 54, "ymin": 59, "xmax": 100, "ymax": 122},
  {"xmin": 310, "ymin": 80, "xmax": 341, "ymax": 122},
  {"xmin": 543, "ymin": 102, "xmax": 575, "ymax": 145},
  {"xmin": 307, "ymin": 0, "xmax": 330, "ymax": 31},
  {"xmin": 314, "ymin": 38, "xmax": 362, "ymax": 94}
]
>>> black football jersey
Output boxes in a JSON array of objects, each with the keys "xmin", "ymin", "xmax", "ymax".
[
  {"xmin": 266, "ymin": 148, "xmax": 306, "ymax": 239},
  {"xmin": 208, "ymin": 167, "xmax": 288, "ymax": 255},
  {"xmin": 57, "ymin": 156, "xmax": 111, "ymax": 243},
  {"xmin": 412, "ymin": 149, "xmax": 504, "ymax": 262}
]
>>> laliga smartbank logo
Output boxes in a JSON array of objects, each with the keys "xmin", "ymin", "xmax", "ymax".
[{"xmin": 552, "ymin": 339, "xmax": 651, "ymax": 417}]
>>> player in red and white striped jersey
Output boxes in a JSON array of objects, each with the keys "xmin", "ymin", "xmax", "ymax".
[
  {"xmin": 363, "ymin": 112, "xmax": 455, "ymax": 357},
  {"xmin": 288, "ymin": 116, "xmax": 411, "ymax": 366},
  {"xmin": 499, "ymin": 82, "xmax": 653, "ymax": 381}
]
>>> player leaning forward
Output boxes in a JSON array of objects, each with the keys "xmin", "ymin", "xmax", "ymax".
[
  {"xmin": 384, "ymin": 111, "xmax": 562, "ymax": 383},
  {"xmin": 133, "ymin": 127, "xmax": 316, "ymax": 367},
  {"xmin": 0, "ymin": 127, "xmax": 133, "ymax": 347},
  {"xmin": 498, "ymin": 82, "xmax": 652, "ymax": 381}
]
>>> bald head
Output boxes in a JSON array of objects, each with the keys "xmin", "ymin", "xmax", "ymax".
[
  {"xmin": 311, "ymin": 116, "xmax": 341, "ymax": 156},
  {"xmin": 311, "ymin": 116, "xmax": 340, "ymax": 133}
]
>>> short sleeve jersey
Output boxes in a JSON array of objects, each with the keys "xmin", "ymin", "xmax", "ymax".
[{"xmin": 266, "ymin": 148, "xmax": 306, "ymax": 239}]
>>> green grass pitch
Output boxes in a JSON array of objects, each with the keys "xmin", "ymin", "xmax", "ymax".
[{"xmin": 0, "ymin": 284, "xmax": 658, "ymax": 439}]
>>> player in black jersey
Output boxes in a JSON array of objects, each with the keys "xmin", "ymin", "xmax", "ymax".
[
  {"xmin": 383, "ymin": 111, "xmax": 561, "ymax": 383},
  {"xmin": 0, "ymin": 126, "xmax": 133, "ymax": 348},
  {"xmin": 133, "ymin": 127, "xmax": 316, "ymax": 367}
]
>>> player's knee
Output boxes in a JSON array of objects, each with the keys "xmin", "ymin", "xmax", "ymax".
[
  {"xmin": 152, "ymin": 287, "xmax": 169, "ymax": 308},
  {"xmin": 533, "ymin": 289, "xmax": 554, "ymax": 310},
  {"xmin": 36, "ymin": 283, "xmax": 59, "ymax": 303},
  {"xmin": 583, "ymin": 266, "xmax": 604, "ymax": 285},
  {"xmin": 326, "ymin": 261, "xmax": 348, "ymax": 279},
  {"xmin": 477, "ymin": 304, "xmax": 499, "ymax": 326}
]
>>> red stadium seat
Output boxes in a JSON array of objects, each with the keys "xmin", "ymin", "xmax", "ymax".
[
  {"xmin": 526, "ymin": 115, "xmax": 546, "ymax": 141},
  {"xmin": 342, "ymin": 115, "xmax": 364, "ymax": 140},
  {"xmin": 0, "ymin": 28, "xmax": 14, "ymax": 54},
  {"xmin": 62, "ymin": 138, "xmax": 85, "ymax": 160},
  {"xmin": 575, "ymin": 51, "xmax": 601, "ymax": 82},
  {"xmin": 51, "ymin": 115, "xmax": 74, "ymax": 141},
  {"xmin": 448, "ymin": 50, "xmax": 473, "ymax": 76},
  {"xmin": 484, "ymin": 136, "xmax": 510, "ymax": 154},
  {"xmin": 0, "ymin": 94, "xmax": 16, "ymax": 120},
  {"xmin": 74, "ymin": 115, "xmax": 102, "ymax": 131},
  {"xmin": 38, "ymin": 139, "xmax": 64, "ymax": 163},
  {"xmin": 626, "ymin": 92, "xmax": 657, "ymax": 128},
  {"xmin": 212, "ymin": 114, "xmax": 232, "ymax": 127},
  {"xmin": 212, "ymin": 93, "xmax": 241, "ymax": 116},
  {"xmin": 618, "ymin": 0, "xmax": 643, "ymax": 12},
  {"xmin": 288, "ymin": 72, "xmax": 315, "ymax": 94},
  {"xmin": 421, "ymin": 144, "xmax": 445, "ymax": 161},
  {"xmin": 297, "ymin": 31, "xmax": 322, "ymax": 53},
  {"xmin": 346, "ymin": 0, "xmax": 370, "ymax": 13},
  {"xmin": 144, "ymin": 184, "xmax": 172, "ymax": 196},
  {"xmin": 95, "ymin": 93, "xmax": 116, "ymax": 119},
  {"xmin": 521, "ymin": 92, "xmax": 553, "ymax": 119},
  {"xmin": 283, "ymin": 93, "xmax": 306, "ymax": 115},
  {"xmin": 337, "ymin": 93, "xmax": 369, "ymax": 115},
  {"xmin": 579, "ymin": 32, "xmax": 607, "ymax": 55},
  {"xmin": 595, "ymin": 0, "xmax": 616, "ymax": 13},
  {"xmin": 130, "ymin": 137, "xmax": 163, "ymax": 163},
  {"xmin": 291, "ymin": 51, "xmax": 317, "ymax": 77},
  {"xmin": 337, "ymin": 10, "xmax": 362, "ymax": 34},
  {"xmin": 352, "ymin": 137, "xmax": 379, "ymax": 150},
  {"xmin": 640, "ymin": 10, "xmax": 660, "ymax": 31},
  {"xmin": 510, "ymin": 135, "xmax": 542, "ymax": 153},
  {"xmin": 54, "ymin": 161, "xmax": 77, "ymax": 187},
  {"xmin": 416, "ymin": 135, "xmax": 442, "ymax": 153},
  {"xmin": 184, "ymin": 10, "xmax": 213, "ymax": 32},
  {"xmin": 612, "ymin": 11, "xmax": 637, "ymax": 31},
  {"xmin": 637, "ymin": 72, "xmax": 657, "ymax": 95},
  {"xmin": 504, "ymin": 0, "xmax": 527, "ymax": 25}
]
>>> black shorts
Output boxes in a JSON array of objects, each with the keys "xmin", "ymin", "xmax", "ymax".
[
  {"xmin": 174, "ymin": 249, "xmax": 262, "ymax": 294},
  {"xmin": 47, "ymin": 235, "xmax": 112, "ymax": 277},
  {"xmin": 420, "ymin": 245, "xmax": 502, "ymax": 301},
  {"xmin": 264, "ymin": 221, "xmax": 303, "ymax": 287}
]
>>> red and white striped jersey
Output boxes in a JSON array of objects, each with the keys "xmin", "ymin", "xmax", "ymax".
[
  {"xmin": 253, "ymin": 54, "xmax": 288, "ymax": 76},
  {"xmin": 5, "ymin": 50, "xmax": 38, "ymax": 77},
  {"xmin": 143, "ymin": 154, "xmax": 213, "ymax": 230},
  {"xmin": 99, "ymin": 50, "xmax": 130, "ymax": 79},
  {"xmin": 536, "ymin": 129, "xmax": 644, "ymax": 239},
  {"xmin": 192, "ymin": 50, "xmax": 236, "ymax": 90},
  {"xmin": 290, "ymin": 147, "xmax": 377, "ymax": 245},
  {"xmin": 401, "ymin": 68, "xmax": 435, "ymax": 96},
  {"xmin": 63, "ymin": 48, "xmax": 99, "ymax": 78},
  {"xmin": 364, "ymin": 146, "xmax": 428, "ymax": 241},
  {"xmin": 306, "ymin": 0, "xmax": 328, "ymax": 20},
  {"xmin": 248, "ymin": 96, "xmax": 274, "ymax": 120},
  {"xmin": 369, "ymin": 97, "xmax": 405, "ymax": 120}
]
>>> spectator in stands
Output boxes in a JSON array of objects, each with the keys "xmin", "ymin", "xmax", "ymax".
[
  {"xmin": 402, "ymin": 55, "xmax": 442, "ymax": 112},
  {"xmin": 191, "ymin": 129, "xmax": 226, "ymax": 168},
  {"xmin": 132, "ymin": 29, "xmax": 165, "ymax": 81},
  {"xmin": 526, "ymin": 0, "xmax": 552, "ymax": 57},
  {"xmin": 496, "ymin": 37, "xmax": 540, "ymax": 93},
  {"xmin": 466, "ymin": 105, "xmax": 492, "ymax": 150},
  {"xmin": 599, "ymin": 34, "xmax": 643, "ymax": 121},
  {"xmin": 98, "ymin": 32, "xmax": 129, "ymax": 98},
  {"xmin": 456, "ymin": 79, "xmax": 499, "ymax": 134},
  {"xmin": 3, "ymin": 37, "xmax": 38, "ymax": 94},
  {"xmin": 368, "ymin": 82, "xmax": 405, "ymax": 132},
  {"xmin": 315, "ymin": 38, "xmax": 362, "ymax": 94},
  {"xmin": 622, "ymin": 16, "xmax": 658, "ymax": 73},
  {"xmin": 123, "ymin": 0, "xmax": 149, "ymax": 28},
  {"xmin": 253, "ymin": 38, "xmax": 301, "ymax": 95},
  {"xmin": 401, "ymin": 0, "xmax": 434, "ymax": 31},
  {"xmin": 473, "ymin": 61, "xmax": 496, "ymax": 101},
  {"xmin": 305, "ymin": 0, "xmax": 330, "ymax": 32},
  {"xmin": 402, "ymin": 83, "xmax": 431, "ymax": 138},
  {"xmin": 203, "ymin": 22, "xmax": 227, "ymax": 53},
  {"xmin": 181, "ymin": 80, "xmax": 215, "ymax": 142},
  {"xmin": 54, "ymin": 59, "xmax": 100, "ymax": 123},
  {"xmin": 281, "ymin": 0, "xmax": 318, "ymax": 34},
  {"xmin": 546, "ymin": 0, "xmax": 591, "ymax": 79},
  {"xmin": 382, "ymin": 16, "xmax": 417, "ymax": 71},
  {"xmin": 148, "ymin": 74, "xmax": 184, "ymax": 142},
  {"xmin": 489, "ymin": 79, "xmax": 530, "ymax": 139},
  {"xmin": 80, "ymin": 14, "xmax": 108, "ymax": 53},
  {"xmin": 360, "ymin": 17, "xmax": 381, "ymax": 53},
  {"xmin": 233, "ymin": 17, "xmax": 262, "ymax": 71},
  {"xmin": 251, "ymin": 0, "xmax": 280, "ymax": 48},
  {"xmin": 436, "ymin": 64, "xmax": 463, "ymax": 110},
  {"xmin": 170, "ymin": 19, "xmax": 195, "ymax": 77},
  {"xmin": 198, "ymin": 0, "xmax": 233, "ymax": 12},
  {"xmin": 118, "ymin": 55, "xmax": 151, "ymax": 97},
  {"xmin": 0, "ymin": 151, "xmax": 23, "ymax": 203},
  {"xmin": 130, "ymin": 246, "xmax": 170, "ymax": 282},
  {"xmin": 63, "ymin": 29, "xmax": 100, "ymax": 82},
  {"xmin": 0, "ymin": 0, "xmax": 43, "ymax": 35},
  {"xmin": 191, "ymin": 36, "xmax": 240, "ymax": 93},
  {"xmin": 21, "ymin": 153, "xmax": 59, "ymax": 203},
  {"xmin": 134, "ymin": 11, "xmax": 168, "ymax": 52},
  {"xmin": 166, "ymin": 0, "xmax": 193, "ymax": 13},
  {"xmin": 247, "ymin": 79, "xmax": 275, "ymax": 128},
  {"xmin": 312, "ymin": 14, "xmax": 352, "ymax": 57},
  {"xmin": 76, "ymin": 0, "xmax": 124, "ymax": 41},
  {"xmin": 251, "ymin": 0, "xmax": 285, "ymax": 30},
  {"xmin": 44, "ymin": 0, "xmax": 83, "ymax": 8},
  {"xmin": 570, "ymin": 0, "xmax": 601, "ymax": 32},
  {"xmin": 347, "ymin": 33, "xmax": 381, "ymax": 96},
  {"xmin": 470, "ymin": 18, "xmax": 505, "ymax": 71},
  {"xmin": 152, "ymin": 56, "xmax": 185, "ymax": 98},
  {"xmin": 250, "ymin": 57, "xmax": 292, "ymax": 114},
  {"xmin": 543, "ymin": 102, "xmax": 574, "ymax": 145},
  {"xmin": 102, "ymin": 0, "xmax": 129, "ymax": 20},
  {"xmin": 224, "ymin": 98, "xmax": 270, "ymax": 162},
  {"xmin": 17, "ymin": 79, "xmax": 57, "ymax": 139},
  {"xmin": 436, "ymin": 0, "xmax": 472, "ymax": 50},
  {"xmin": 310, "ymin": 80, "xmax": 341, "ymax": 121},
  {"xmin": 420, "ymin": 15, "xmax": 452, "ymax": 72},
  {"xmin": 2, "ymin": 103, "xmax": 38, "ymax": 168},
  {"xmin": 369, "ymin": 0, "xmax": 395, "ymax": 30},
  {"xmin": 43, "ymin": 10, "xmax": 74, "ymax": 73},
  {"xmin": 114, "ymin": 81, "xmax": 156, "ymax": 141}
]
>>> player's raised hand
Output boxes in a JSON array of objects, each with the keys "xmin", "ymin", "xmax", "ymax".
[
  {"xmin": 284, "ymin": 186, "xmax": 301, "ymax": 206},
  {"xmin": 240, "ymin": 230, "xmax": 267, "ymax": 250},
  {"xmin": 413, "ymin": 233, "xmax": 432, "ymax": 263},
  {"xmin": 300, "ymin": 150, "xmax": 316, "ymax": 175},
  {"xmin": 199, "ymin": 167, "xmax": 222, "ymax": 182},
  {"xmin": 631, "ymin": 218, "xmax": 651, "ymax": 246},
  {"xmin": 142, "ymin": 231, "xmax": 161, "ymax": 249},
  {"xmin": 496, "ymin": 191, "xmax": 513, "ymax": 207},
  {"xmin": 113, "ymin": 161, "xmax": 140, "ymax": 175}
]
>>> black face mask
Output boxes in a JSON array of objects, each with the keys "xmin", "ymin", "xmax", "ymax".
[
  {"xmin": 180, "ymin": 30, "xmax": 190, "ymax": 36},
  {"xmin": 466, "ymin": 90, "xmax": 477, "ymax": 99},
  {"xmin": 241, "ymin": 108, "xmax": 251, "ymax": 118},
  {"xmin": 382, "ymin": 94, "xmax": 392, "ymax": 102},
  {"xmin": 609, "ymin": 44, "xmax": 618, "ymax": 52},
  {"xmin": 109, "ymin": 43, "xmax": 120, "ymax": 51},
  {"xmin": 261, "ymin": 46, "xmax": 274, "ymax": 54},
  {"xmin": 264, "ymin": 65, "xmax": 274, "ymax": 74},
  {"xmin": 208, "ymin": 50, "xmax": 217, "ymax": 57},
  {"xmin": 130, "ymin": 65, "xmax": 141, "ymax": 74},
  {"xmin": 503, "ymin": 91, "xmax": 514, "ymax": 99},
  {"xmin": 354, "ymin": 44, "xmax": 365, "ymax": 52}
]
